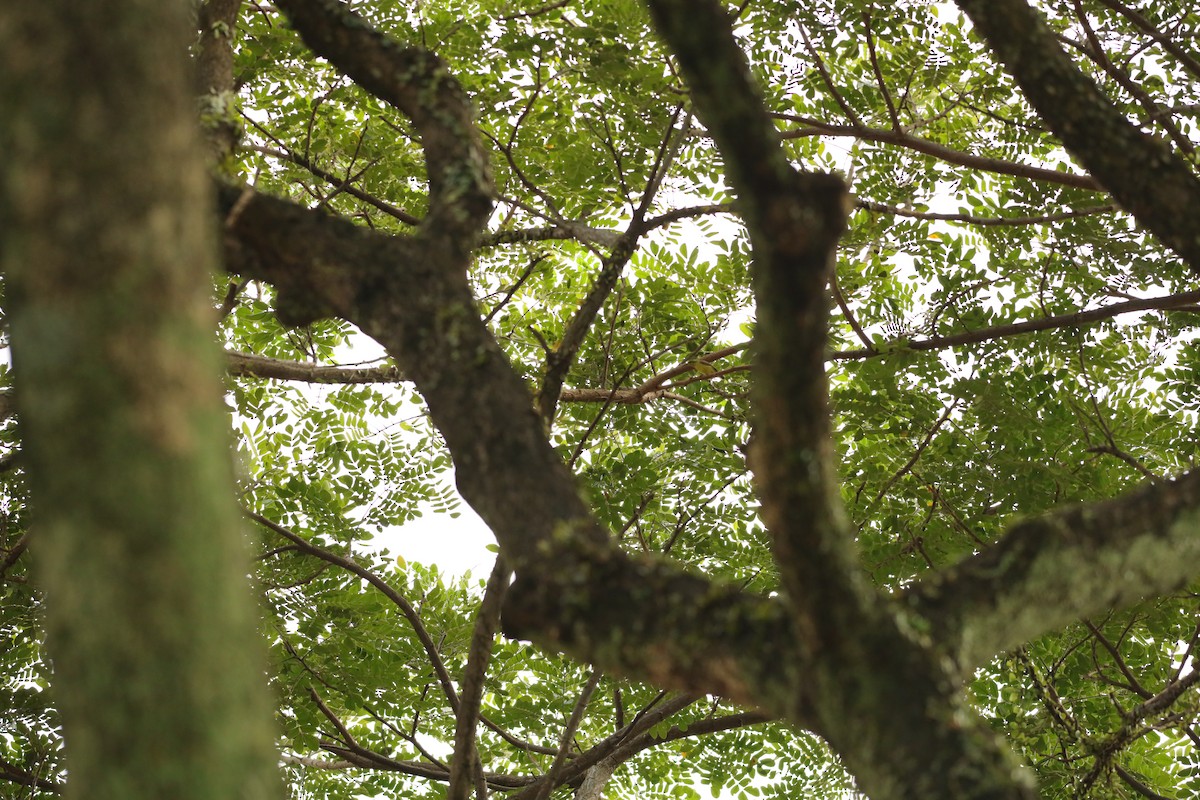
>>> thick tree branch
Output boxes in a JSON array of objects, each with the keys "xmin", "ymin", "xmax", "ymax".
[
  {"xmin": 218, "ymin": 180, "xmax": 605, "ymax": 567},
  {"xmin": 196, "ymin": 0, "xmax": 244, "ymax": 160},
  {"xmin": 954, "ymin": 0, "xmax": 1200, "ymax": 270},
  {"xmin": 220, "ymin": 181, "xmax": 821, "ymax": 735},
  {"xmin": 904, "ymin": 470, "xmax": 1200, "ymax": 671},
  {"xmin": 220, "ymin": 183, "xmax": 398, "ymax": 326},
  {"xmin": 226, "ymin": 350, "xmax": 403, "ymax": 383},
  {"xmin": 643, "ymin": 2, "xmax": 851, "ymax": 600},
  {"xmin": 216, "ymin": 8, "xmax": 1200, "ymax": 796},
  {"xmin": 274, "ymin": 0, "xmax": 492, "ymax": 247},
  {"xmin": 645, "ymin": 2, "xmax": 1035, "ymax": 799},
  {"xmin": 651, "ymin": 0, "xmax": 850, "ymax": 654},
  {"xmin": 217, "ymin": 22, "xmax": 808, "ymax": 719},
  {"xmin": 501, "ymin": 543, "xmax": 817, "ymax": 722}
]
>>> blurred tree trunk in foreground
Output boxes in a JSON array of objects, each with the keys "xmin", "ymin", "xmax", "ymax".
[{"xmin": 0, "ymin": 2, "xmax": 282, "ymax": 799}]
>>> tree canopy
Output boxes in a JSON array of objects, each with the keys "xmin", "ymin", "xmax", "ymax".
[{"xmin": 2, "ymin": 0, "xmax": 1200, "ymax": 798}]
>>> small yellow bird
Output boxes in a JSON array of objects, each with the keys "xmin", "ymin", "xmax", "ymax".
[{"xmin": 685, "ymin": 359, "xmax": 718, "ymax": 377}]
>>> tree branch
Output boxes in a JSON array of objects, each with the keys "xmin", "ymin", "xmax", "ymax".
[
  {"xmin": 196, "ymin": 0, "xmax": 244, "ymax": 161},
  {"xmin": 1113, "ymin": 762, "xmax": 1174, "ymax": 800},
  {"xmin": 536, "ymin": 108, "xmax": 687, "ymax": 423},
  {"xmin": 645, "ymin": 3, "xmax": 1038, "ymax": 799},
  {"xmin": 227, "ymin": 350, "xmax": 403, "ymax": 383},
  {"xmin": 478, "ymin": 222, "xmax": 621, "ymax": 250},
  {"xmin": 514, "ymin": 694, "xmax": 699, "ymax": 798},
  {"xmin": 448, "ymin": 556, "xmax": 510, "ymax": 800},
  {"xmin": 280, "ymin": 753, "xmax": 355, "ymax": 771},
  {"xmin": 226, "ymin": 285, "xmax": 1200, "ymax": 390},
  {"xmin": 220, "ymin": 182, "xmax": 823, "ymax": 737},
  {"xmin": 857, "ymin": 198, "xmax": 1117, "ymax": 227},
  {"xmin": 249, "ymin": 511, "xmax": 462, "ymax": 712},
  {"xmin": 313, "ymin": 738, "xmax": 533, "ymax": 788},
  {"xmin": 0, "ymin": 530, "xmax": 29, "ymax": 578},
  {"xmin": 775, "ymin": 113, "xmax": 1100, "ymax": 190},
  {"xmin": 953, "ymin": 0, "xmax": 1200, "ymax": 270},
  {"xmin": 246, "ymin": 142, "xmax": 421, "ymax": 226},
  {"xmin": 0, "ymin": 756, "xmax": 61, "ymax": 794},
  {"xmin": 1069, "ymin": 2, "xmax": 1193, "ymax": 157},
  {"xmin": 904, "ymin": 470, "xmax": 1200, "ymax": 671},
  {"xmin": 831, "ymin": 289, "xmax": 1200, "ymax": 361},
  {"xmin": 536, "ymin": 238, "xmax": 637, "ymax": 423},
  {"xmin": 1092, "ymin": 0, "xmax": 1200, "ymax": 81},
  {"xmin": 529, "ymin": 671, "xmax": 601, "ymax": 800},
  {"xmin": 274, "ymin": 0, "xmax": 492, "ymax": 247}
]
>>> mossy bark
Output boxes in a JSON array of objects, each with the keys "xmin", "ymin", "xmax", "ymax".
[{"xmin": 0, "ymin": 2, "xmax": 282, "ymax": 798}]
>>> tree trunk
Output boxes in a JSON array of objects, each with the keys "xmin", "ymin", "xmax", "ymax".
[{"xmin": 0, "ymin": 2, "xmax": 282, "ymax": 798}]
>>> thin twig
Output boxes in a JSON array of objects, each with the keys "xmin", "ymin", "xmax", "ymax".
[
  {"xmin": 774, "ymin": 113, "xmax": 1099, "ymax": 190},
  {"xmin": 310, "ymin": 687, "xmax": 359, "ymax": 747},
  {"xmin": 865, "ymin": 399, "xmax": 959, "ymax": 514},
  {"xmin": 0, "ymin": 531, "xmax": 29, "ymax": 577},
  {"xmin": 530, "ymin": 672, "xmax": 603, "ymax": 800},
  {"xmin": 831, "ymin": 289, "xmax": 1200, "ymax": 360},
  {"xmin": 497, "ymin": 0, "xmax": 572, "ymax": 21},
  {"xmin": 831, "ymin": 272, "xmax": 874, "ymax": 351},
  {"xmin": 863, "ymin": 12, "xmax": 900, "ymax": 130},
  {"xmin": 249, "ymin": 512, "xmax": 460, "ymax": 710},
  {"xmin": 483, "ymin": 255, "xmax": 546, "ymax": 325},
  {"xmin": 857, "ymin": 198, "xmax": 1117, "ymax": 227},
  {"xmin": 798, "ymin": 26, "xmax": 863, "ymax": 127},
  {"xmin": 244, "ymin": 140, "xmax": 420, "ymax": 225}
]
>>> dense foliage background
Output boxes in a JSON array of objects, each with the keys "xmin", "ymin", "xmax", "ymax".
[{"xmin": 3, "ymin": 0, "xmax": 1200, "ymax": 798}]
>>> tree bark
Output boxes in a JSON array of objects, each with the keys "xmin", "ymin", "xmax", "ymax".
[{"xmin": 0, "ymin": 3, "xmax": 282, "ymax": 799}]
